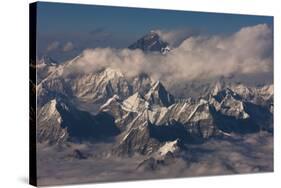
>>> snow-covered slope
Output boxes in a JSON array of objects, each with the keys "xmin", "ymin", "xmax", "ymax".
[
  {"xmin": 36, "ymin": 56, "xmax": 59, "ymax": 83},
  {"xmin": 37, "ymin": 99, "xmax": 68, "ymax": 144},
  {"xmin": 69, "ymin": 68, "xmax": 131, "ymax": 103},
  {"xmin": 35, "ymin": 36, "xmax": 273, "ymax": 159}
]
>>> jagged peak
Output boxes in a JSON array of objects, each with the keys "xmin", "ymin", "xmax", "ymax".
[
  {"xmin": 212, "ymin": 79, "xmax": 227, "ymax": 96},
  {"xmin": 128, "ymin": 31, "xmax": 169, "ymax": 53},
  {"xmin": 45, "ymin": 99, "xmax": 58, "ymax": 114},
  {"xmin": 212, "ymin": 85, "xmax": 241, "ymax": 103},
  {"xmin": 149, "ymin": 80, "xmax": 167, "ymax": 93},
  {"xmin": 258, "ymin": 84, "xmax": 273, "ymax": 95},
  {"xmin": 144, "ymin": 80, "xmax": 174, "ymax": 107},
  {"xmin": 40, "ymin": 55, "xmax": 58, "ymax": 66},
  {"xmin": 212, "ymin": 82, "xmax": 222, "ymax": 96},
  {"xmin": 40, "ymin": 96, "xmax": 73, "ymax": 113},
  {"xmin": 156, "ymin": 139, "xmax": 180, "ymax": 157},
  {"xmin": 122, "ymin": 92, "xmax": 149, "ymax": 112}
]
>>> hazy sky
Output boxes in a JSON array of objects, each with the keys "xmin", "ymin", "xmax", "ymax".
[{"xmin": 36, "ymin": 2, "xmax": 273, "ymax": 62}]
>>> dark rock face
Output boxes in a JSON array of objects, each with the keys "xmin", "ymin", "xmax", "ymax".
[
  {"xmin": 128, "ymin": 31, "xmax": 169, "ymax": 53},
  {"xmin": 37, "ymin": 97, "xmax": 120, "ymax": 144},
  {"xmin": 212, "ymin": 111, "xmax": 259, "ymax": 134},
  {"xmin": 149, "ymin": 122, "xmax": 191, "ymax": 143},
  {"xmin": 57, "ymin": 100, "xmax": 119, "ymax": 141},
  {"xmin": 243, "ymin": 102, "xmax": 273, "ymax": 132},
  {"xmin": 116, "ymin": 121, "xmax": 160, "ymax": 156}
]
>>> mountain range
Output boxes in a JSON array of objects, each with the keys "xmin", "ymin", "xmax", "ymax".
[{"xmin": 36, "ymin": 31, "xmax": 273, "ymax": 169}]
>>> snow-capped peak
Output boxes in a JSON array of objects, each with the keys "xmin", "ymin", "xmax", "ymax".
[
  {"xmin": 47, "ymin": 99, "xmax": 58, "ymax": 115},
  {"xmin": 128, "ymin": 31, "xmax": 169, "ymax": 53},
  {"xmin": 157, "ymin": 139, "xmax": 179, "ymax": 156},
  {"xmin": 145, "ymin": 81, "xmax": 174, "ymax": 107},
  {"xmin": 212, "ymin": 82, "xmax": 223, "ymax": 96},
  {"xmin": 122, "ymin": 92, "xmax": 148, "ymax": 112},
  {"xmin": 39, "ymin": 56, "xmax": 58, "ymax": 66}
]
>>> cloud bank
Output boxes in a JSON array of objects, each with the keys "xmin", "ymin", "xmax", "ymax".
[
  {"xmin": 46, "ymin": 41, "xmax": 60, "ymax": 52},
  {"xmin": 153, "ymin": 28, "xmax": 199, "ymax": 47},
  {"xmin": 63, "ymin": 42, "xmax": 74, "ymax": 52},
  {"xmin": 63, "ymin": 24, "xmax": 273, "ymax": 86},
  {"xmin": 37, "ymin": 131, "xmax": 272, "ymax": 186}
]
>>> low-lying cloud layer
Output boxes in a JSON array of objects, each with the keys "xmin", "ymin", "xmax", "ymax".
[
  {"xmin": 37, "ymin": 132, "xmax": 273, "ymax": 186},
  {"xmin": 63, "ymin": 24, "xmax": 273, "ymax": 86}
]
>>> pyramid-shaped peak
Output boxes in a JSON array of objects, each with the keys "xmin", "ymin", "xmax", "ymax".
[
  {"xmin": 145, "ymin": 81, "xmax": 175, "ymax": 107},
  {"xmin": 122, "ymin": 92, "xmax": 149, "ymax": 112},
  {"xmin": 128, "ymin": 31, "xmax": 169, "ymax": 53},
  {"xmin": 150, "ymin": 81, "xmax": 170, "ymax": 94}
]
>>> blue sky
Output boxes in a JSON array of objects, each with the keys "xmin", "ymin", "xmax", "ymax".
[{"xmin": 36, "ymin": 1, "xmax": 273, "ymax": 61}]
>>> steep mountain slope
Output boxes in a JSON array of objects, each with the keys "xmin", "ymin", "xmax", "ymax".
[
  {"xmin": 145, "ymin": 81, "xmax": 175, "ymax": 107},
  {"xmin": 69, "ymin": 68, "xmax": 132, "ymax": 104},
  {"xmin": 37, "ymin": 97, "xmax": 120, "ymax": 144},
  {"xmin": 128, "ymin": 31, "xmax": 170, "ymax": 54},
  {"xmin": 36, "ymin": 56, "xmax": 59, "ymax": 84}
]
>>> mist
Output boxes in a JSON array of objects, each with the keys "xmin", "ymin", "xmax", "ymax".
[
  {"xmin": 62, "ymin": 24, "xmax": 273, "ymax": 88},
  {"xmin": 36, "ymin": 131, "xmax": 273, "ymax": 186}
]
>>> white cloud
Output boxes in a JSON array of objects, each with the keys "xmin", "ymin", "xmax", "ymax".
[
  {"xmin": 63, "ymin": 42, "xmax": 74, "ymax": 52},
  {"xmin": 46, "ymin": 41, "xmax": 60, "ymax": 52},
  {"xmin": 37, "ymin": 132, "xmax": 272, "ymax": 185},
  {"xmin": 153, "ymin": 28, "xmax": 198, "ymax": 46},
  {"xmin": 63, "ymin": 24, "xmax": 273, "ymax": 88}
]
